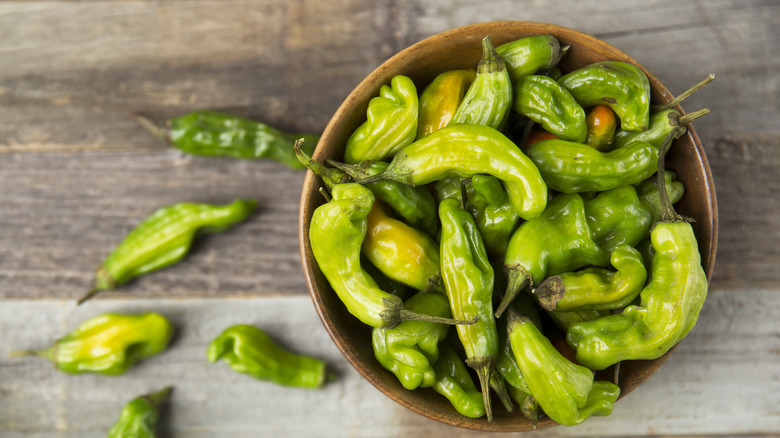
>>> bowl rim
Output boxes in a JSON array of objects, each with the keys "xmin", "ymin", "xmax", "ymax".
[{"xmin": 299, "ymin": 20, "xmax": 718, "ymax": 431}]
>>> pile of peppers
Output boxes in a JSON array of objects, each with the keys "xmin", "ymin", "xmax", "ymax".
[{"xmin": 306, "ymin": 34, "xmax": 713, "ymax": 426}]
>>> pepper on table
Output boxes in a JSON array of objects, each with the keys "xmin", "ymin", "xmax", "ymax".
[{"xmin": 107, "ymin": 386, "xmax": 172, "ymax": 438}]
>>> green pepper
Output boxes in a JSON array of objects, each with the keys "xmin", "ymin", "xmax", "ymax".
[
  {"xmin": 547, "ymin": 308, "xmax": 611, "ymax": 332},
  {"xmin": 208, "ymin": 324, "xmax": 332, "ymax": 388},
  {"xmin": 512, "ymin": 75, "xmax": 587, "ymax": 143},
  {"xmin": 439, "ymin": 197, "xmax": 502, "ymax": 421},
  {"xmin": 134, "ymin": 111, "xmax": 320, "ymax": 169},
  {"xmin": 417, "ymin": 69, "xmax": 476, "ymax": 138},
  {"xmin": 11, "ymin": 313, "xmax": 173, "ymax": 375},
  {"xmin": 343, "ymin": 75, "xmax": 418, "ymax": 163},
  {"xmin": 363, "ymin": 201, "xmax": 443, "ymax": 293},
  {"xmin": 495, "ymin": 34, "xmax": 566, "ymax": 83},
  {"xmin": 636, "ymin": 170, "xmax": 686, "ymax": 223},
  {"xmin": 534, "ymin": 244, "xmax": 648, "ymax": 312},
  {"xmin": 78, "ymin": 199, "xmax": 257, "ymax": 305},
  {"xmin": 309, "ymin": 183, "xmax": 473, "ymax": 329},
  {"xmin": 332, "ymin": 124, "xmax": 548, "ymax": 220},
  {"xmin": 583, "ymin": 184, "xmax": 655, "ymax": 255},
  {"xmin": 432, "ymin": 343, "xmax": 486, "ymax": 419},
  {"xmin": 526, "ymin": 138, "xmax": 658, "ymax": 193},
  {"xmin": 107, "ymin": 386, "xmax": 171, "ymax": 438},
  {"xmin": 507, "ymin": 308, "xmax": 621, "ymax": 426},
  {"xmin": 448, "ymin": 36, "xmax": 512, "ymax": 130},
  {"xmin": 558, "ymin": 61, "xmax": 651, "ymax": 132},
  {"xmin": 433, "ymin": 177, "xmax": 464, "ymax": 204},
  {"xmin": 372, "ymin": 292, "xmax": 452, "ymax": 390},
  {"xmin": 464, "ymin": 174, "xmax": 521, "ymax": 259},
  {"xmin": 566, "ymin": 128, "xmax": 709, "ymax": 370}
]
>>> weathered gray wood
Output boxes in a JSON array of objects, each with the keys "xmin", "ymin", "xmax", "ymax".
[{"xmin": 0, "ymin": 292, "xmax": 777, "ymax": 437}]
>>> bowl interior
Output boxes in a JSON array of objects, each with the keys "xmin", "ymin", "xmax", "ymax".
[{"xmin": 299, "ymin": 21, "xmax": 717, "ymax": 431}]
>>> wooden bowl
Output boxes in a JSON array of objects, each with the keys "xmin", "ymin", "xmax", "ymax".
[{"xmin": 299, "ymin": 21, "xmax": 717, "ymax": 431}]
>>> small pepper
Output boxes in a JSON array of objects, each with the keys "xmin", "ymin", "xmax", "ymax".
[
  {"xmin": 372, "ymin": 292, "xmax": 452, "ymax": 390},
  {"xmin": 582, "ymin": 184, "xmax": 655, "ymax": 256},
  {"xmin": 464, "ymin": 174, "xmax": 521, "ymax": 259},
  {"xmin": 432, "ymin": 343, "xmax": 486, "ymax": 419},
  {"xmin": 417, "ymin": 69, "xmax": 476, "ymax": 138},
  {"xmin": 11, "ymin": 313, "xmax": 173, "ymax": 375},
  {"xmin": 448, "ymin": 36, "xmax": 512, "ymax": 130},
  {"xmin": 512, "ymin": 75, "xmax": 587, "ymax": 143},
  {"xmin": 558, "ymin": 61, "xmax": 651, "ymax": 132},
  {"xmin": 208, "ymin": 325, "xmax": 332, "ymax": 388},
  {"xmin": 107, "ymin": 386, "xmax": 172, "ymax": 438},
  {"xmin": 495, "ymin": 34, "xmax": 566, "ymax": 83},
  {"xmin": 134, "ymin": 111, "xmax": 320, "ymax": 169},
  {"xmin": 507, "ymin": 308, "xmax": 621, "ymax": 426},
  {"xmin": 433, "ymin": 177, "xmax": 464, "ymax": 204},
  {"xmin": 78, "ymin": 199, "xmax": 257, "ymax": 305},
  {"xmin": 547, "ymin": 308, "xmax": 611, "ymax": 332},
  {"xmin": 584, "ymin": 105, "xmax": 617, "ymax": 151},
  {"xmin": 343, "ymin": 75, "xmax": 418, "ymax": 163},
  {"xmin": 332, "ymin": 124, "xmax": 548, "ymax": 220}
]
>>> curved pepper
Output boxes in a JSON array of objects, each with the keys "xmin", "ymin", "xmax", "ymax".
[
  {"xmin": 584, "ymin": 105, "xmax": 617, "ymax": 151},
  {"xmin": 526, "ymin": 138, "xmax": 658, "ymax": 193},
  {"xmin": 78, "ymin": 199, "xmax": 257, "ymax": 305},
  {"xmin": 512, "ymin": 75, "xmax": 587, "ymax": 143},
  {"xmin": 495, "ymin": 34, "xmax": 566, "ymax": 83},
  {"xmin": 534, "ymin": 244, "xmax": 648, "ymax": 312},
  {"xmin": 372, "ymin": 292, "xmax": 452, "ymax": 390},
  {"xmin": 135, "ymin": 111, "xmax": 320, "ymax": 169},
  {"xmin": 507, "ymin": 308, "xmax": 620, "ymax": 426},
  {"xmin": 558, "ymin": 61, "xmax": 651, "ymax": 132},
  {"xmin": 464, "ymin": 174, "xmax": 521, "ymax": 259},
  {"xmin": 108, "ymin": 386, "xmax": 171, "ymax": 438},
  {"xmin": 343, "ymin": 75, "xmax": 418, "ymax": 163},
  {"xmin": 432, "ymin": 343, "xmax": 486, "ymax": 419},
  {"xmin": 417, "ymin": 69, "xmax": 476, "ymax": 138},
  {"xmin": 208, "ymin": 325, "xmax": 331, "ymax": 388},
  {"xmin": 583, "ymin": 184, "xmax": 655, "ymax": 255},
  {"xmin": 547, "ymin": 308, "xmax": 611, "ymax": 332},
  {"xmin": 448, "ymin": 36, "xmax": 512, "ymax": 130},
  {"xmin": 332, "ymin": 124, "xmax": 548, "ymax": 220},
  {"xmin": 363, "ymin": 201, "xmax": 443, "ymax": 293},
  {"xmin": 11, "ymin": 313, "xmax": 173, "ymax": 375}
]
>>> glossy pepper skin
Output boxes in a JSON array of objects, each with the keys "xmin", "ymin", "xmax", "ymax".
[
  {"xmin": 448, "ymin": 36, "xmax": 512, "ymax": 130},
  {"xmin": 512, "ymin": 75, "xmax": 587, "ymax": 143},
  {"xmin": 584, "ymin": 105, "xmax": 617, "ymax": 151},
  {"xmin": 438, "ymin": 197, "xmax": 501, "ymax": 421},
  {"xmin": 548, "ymin": 308, "xmax": 610, "ymax": 332},
  {"xmin": 558, "ymin": 61, "xmax": 651, "ymax": 132},
  {"xmin": 583, "ymin": 184, "xmax": 655, "ymax": 256},
  {"xmin": 464, "ymin": 175, "xmax": 521, "ymax": 259},
  {"xmin": 432, "ymin": 343, "xmax": 486, "ymax": 419},
  {"xmin": 12, "ymin": 313, "xmax": 173, "ymax": 375},
  {"xmin": 343, "ymin": 75, "xmax": 418, "ymax": 163},
  {"xmin": 108, "ymin": 386, "xmax": 171, "ymax": 438},
  {"xmin": 78, "ymin": 199, "xmax": 257, "ymax": 305},
  {"xmin": 495, "ymin": 34, "xmax": 566, "ymax": 83},
  {"xmin": 372, "ymin": 292, "xmax": 452, "ymax": 390},
  {"xmin": 507, "ymin": 308, "xmax": 620, "ymax": 426},
  {"xmin": 534, "ymin": 244, "xmax": 648, "ymax": 312},
  {"xmin": 334, "ymin": 124, "xmax": 548, "ymax": 220},
  {"xmin": 526, "ymin": 138, "xmax": 658, "ymax": 193},
  {"xmin": 208, "ymin": 325, "xmax": 330, "ymax": 388},
  {"xmin": 417, "ymin": 69, "xmax": 476, "ymax": 138}
]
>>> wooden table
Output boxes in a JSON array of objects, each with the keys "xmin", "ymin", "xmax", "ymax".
[{"xmin": 1, "ymin": 1, "xmax": 778, "ymax": 436}]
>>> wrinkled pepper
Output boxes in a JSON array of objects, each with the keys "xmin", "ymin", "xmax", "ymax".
[
  {"xmin": 417, "ymin": 69, "xmax": 476, "ymax": 138},
  {"xmin": 11, "ymin": 313, "xmax": 173, "ymax": 375},
  {"xmin": 495, "ymin": 34, "xmax": 566, "ymax": 83},
  {"xmin": 512, "ymin": 75, "xmax": 587, "ymax": 143},
  {"xmin": 583, "ymin": 184, "xmax": 655, "ymax": 255},
  {"xmin": 547, "ymin": 308, "xmax": 611, "ymax": 332},
  {"xmin": 134, "ymin": 111, "xmax": 320, "ymax": 169},
  {"xmin": 343, "ymin": 75, "xmax": 418, "ymax": 163},
  {"xmin": 372, "ymin": 292, "xmax": 452, "ymax": 390},
  {"xmin": 507, "ymin": 308, "xmax": 621, "ymax": 426},
  {"xmin": 464, "ymin": 174, "xmax": 521, "ymax": 259},
  {"xmin": 78, "ymin": 199, "xmax": 257, "ymax": 305},
  {"xmin": 432, "ymin": 343, "xmax": 486, "ymax": 419},
  {"xmin": 108, "ymin": 386, "xmax": 172, "ymax": 438}
]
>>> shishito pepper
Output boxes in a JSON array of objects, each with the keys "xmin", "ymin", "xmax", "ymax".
[
  {"xmin": 448, "ymin": 36, "xmax": 512, "ymax": 130},
  {"xmin": 372, "ymin": 292, "xmax": 452, "ymax": 390},
  {"xmin": 108, "ymin": 386, "xmax": 171, "ymax": 438},
  {"xmin": 432, "ymin": 343, "xmax": 486, "ymax": 419},
  {"xmin": 566, "ymin": 129, "xmax": 709, "ymax": 370},
  {"xmin": 495, "ymin": 34, "xmax": 566, "ymax": 82},
  {"xmin": 507, "ymin": 308, "xmax": 620, "ymax": 426},
  {"xmin": 78, "ymin": 199, "xmax": 257, "ymax": 305},
  {"xmin": 416, "ymin": 69, "xmax": 476, "ymax": 138},
  {"xmin": 331, "ymin": 124, "xmax": 548, "ymax": 220},
  {"xmin": 464, "ymin": 174, "xmax": 521, "ymax": 259},
  {"xmin": 11, "ymin": 313, "xmax": 173, "ymax": 375},
  {"xmin": 134, "ymin": 111, "xmax": 320, "ymax": 169},
  {"xmin": 583, "ymin": 184, "xmax": 655, "ymax": 255},
  {"xmin": 635, "ymin": 170, "xmax": 686, "ymax": 223},
  {"xmin": 584, "ymin": 105, "xmax": 617, "ymax": 151},
  {"xmin": 512, "ymin": 75, "xmax": 587, "ymax": 143},
  {"xmin": 343, "ymin": 75, "xmax": 418, "ymax": 163},
  {"xmin": 208, "ymin": 325, "xmax": 331, "ymax": 388},
  {"xmin": 547, "ymin": 308, "xmax": 611, "ymax": 332},
  {"xmin": 558, "ymin": 60, "xmax": 651, "ymax": 132}
]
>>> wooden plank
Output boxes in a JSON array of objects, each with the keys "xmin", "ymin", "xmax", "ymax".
[{"xmin": 0, "ymin": 291, "xmax": 778, "ymax": 436}]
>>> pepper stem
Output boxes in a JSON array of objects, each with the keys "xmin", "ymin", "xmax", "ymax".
[
  {"xmin": 532, "ymin": 275, "xmax": 565, "ymax": 311},
  {"xmin": 318, "ymin": 187, "xmax": 332, "ymax": 203},
  {"xmin": 489, "ymin": 370, "xmax": 515, "ymax": 413},
  {"xmin": 132, "ymin": 113, "xmax": 170, "ymax": 144},
  {"xmin": 650, "ymin": 73, "xmax": 715, "ymax": 111},
  {"xmin": 295, "ymin": 139, "xmax": 350, "ymax": 190},
  {"xmin": 398, "ymin": 309, "xmax": 479, "ymax": 326},
  {"xmin": 478, "ymin": 36, "xmax": 505, "ymax": 74},
  {"xmin": 9, "ymin": 346, "xmax": 55, "ymax": 362},
  {"xmin": 495, "ymin": 266, "xmax": 529, "ymax": 318},
  {"xmin": 677, "ymin": 108, "xmax": 710, "ymax": 126},
  {"xmin": 76, "ymin": 286, "xmax": 101, "ymax": 306},
  {"xmin": 656, "ymin": 127, "xmax": 686, "ymax": 222},
  {"xmin": 466, "ymin": 357, "xmax": 494, "ymax": 422}
]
